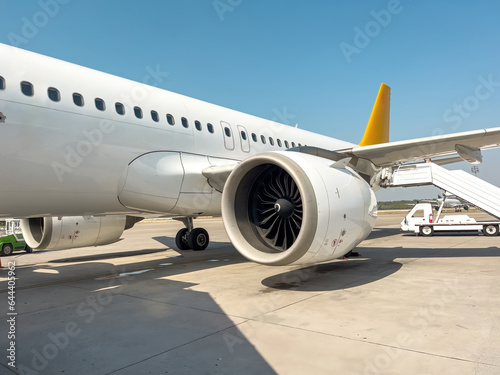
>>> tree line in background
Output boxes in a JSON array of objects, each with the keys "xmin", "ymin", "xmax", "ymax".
[{"xmin": 378, "ymin": 200, "xmax": 421, "ymax": 210}]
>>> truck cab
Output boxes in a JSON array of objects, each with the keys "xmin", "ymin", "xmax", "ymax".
[{"xmin": 401, "ymin": 203, "xmax": 434, "ymax": 233}]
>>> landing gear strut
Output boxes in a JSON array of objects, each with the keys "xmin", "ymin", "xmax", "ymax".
[{"xmin": 174, "ymin": 217, "xmax": 210, "ymax": 251}]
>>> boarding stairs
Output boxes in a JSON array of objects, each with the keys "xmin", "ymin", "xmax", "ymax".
[{"xmin": 381, "ymin": 162, "xmax": 500, "ymax": 219}]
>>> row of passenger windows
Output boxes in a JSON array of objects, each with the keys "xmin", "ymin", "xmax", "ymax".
[
  {"xmin": 10, "ymin": 79, "xmax": 218, "ymax": 133},
  {"xmin": 1, "ymin": 76, "xmax": 302, "ymax": 148},
  {"xmin": 244, "ymin": 130, "xmax": 299, "ymax": 148}
]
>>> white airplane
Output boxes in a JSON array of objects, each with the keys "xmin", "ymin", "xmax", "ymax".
[
  {"xmin": 420, "ymin": 193, "xmax": 470, "ymax": 211},
  {"xmin": 437, "ymin": 194, "xmax": 470, "ymax": 211},
  {"xmin": 1, "ymin": 43, "xmax": 500, "ymax": 264}
]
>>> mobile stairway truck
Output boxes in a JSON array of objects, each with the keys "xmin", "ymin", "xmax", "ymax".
[
  {"xmin": 380, "ymin": 162, "xmax": 500, "ymax": 237},
  {"xmin": 400, "ymin": 201, "xmax": 500, "ymax": 237}
]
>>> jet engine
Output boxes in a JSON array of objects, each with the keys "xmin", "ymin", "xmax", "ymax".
[
  {"xmin": 221, "ymin": 152, "xmax": 377, "ymax": 266},
  {"xmin": 20, "ymin": 215, "xmax": 141, "ymax": 251}
]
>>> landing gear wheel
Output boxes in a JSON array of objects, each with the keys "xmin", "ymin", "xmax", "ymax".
[
  {"xmin": 25, "ymin": 245, "xmax": 33, "ymax": 253},
  {"xmin": 1, "ymin": 244, "xmax": 14, "ymax": 256},
  {"xmin": 420, "ymin": 226, "xmax": 434, "ymax": 237},
  {"xmin": 175, "ymin": 228, "xmax": 190, "ymax": 250},
  {"xmin": 188, "ymin": 228, "xmax": 209, "ymax": 251},
  {"xmin": 483, "ymin": 224, "xmax": 499, "ymax": 236}
]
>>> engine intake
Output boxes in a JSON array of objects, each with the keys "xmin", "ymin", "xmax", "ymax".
[{"xmin": 221, "ymin": 152, "xmax": 377, "ymax": 265}]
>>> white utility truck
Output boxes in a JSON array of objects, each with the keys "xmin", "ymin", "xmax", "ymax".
[{"xmin": 401, "ymin": 203, "xmax": 500, "ymax": 237}]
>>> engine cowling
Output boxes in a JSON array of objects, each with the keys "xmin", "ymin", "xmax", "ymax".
[
  {"xmin": 221, "ymin": 151, "xmax": 377, "ymax": 266},
  {"xmin": 20, "ymin": 215, "xmax": 141, "ymax": 251}
]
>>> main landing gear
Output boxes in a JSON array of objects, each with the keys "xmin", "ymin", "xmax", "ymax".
[{"xmin": 174, "ymin": 217, "xmax": 209, "ymax": 251}]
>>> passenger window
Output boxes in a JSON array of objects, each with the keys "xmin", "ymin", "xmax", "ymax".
[
  {"xmin": 207, "ymin": 123, "xmax": 214, "ymax": 133},
  {"xmin": 134, "ymin": 106, "xmax": 143, "ymax": 119},
  {"xmin": 181, "ymin": 117, "xmax": 189, "ymax": 128},
  {"xmin": 291, "ymin": 142, "xmax": 296, "ymax": 148},
  {"xmin": 48, "ymin": 87, "xmax": 60, "ymax": 102},
  {"xmin": 269, "ymin": 137, "xmax": 274, "ymax": 146},
  {"xmin": 73, "ymin": 93, "xmax": 84, "ymax": 107},
  {"xmin": 251, "ymin": 133, "xmax": 257, "ymax": 142},
  {"xmin": 21, "ymin": 81, "xmax": 34, "ymax": 97},
  {"xmin": 115, "ymin": 102, "xmax": 125, "ymax": 115},
  {"xmin": 195, "ymin": 120, "xmax": 202, "ymax": 131},
  {"xmin": 241, "ymin": 131, "xmax": 247, "ymax": 140},
  {"xmin": 167, "ymin": 113, "xmax": 175, "ymax": 125},
  {"xmin": 284, "ymin": 140, "xmax": 290, "ymax": 148},
  {"xmin": 277, "ymin": 139, "xmax": 282, "ymax": 147},
  {"xmin": 261, "ymin": 135, "xmax": 266, "ymax": 144},
  {"xmin": 224, "ymin": 127, "xmax": 231, "ymax": 137},
  {"xmin": 298, "ymin": 143, "xmax": 302, "ymax": 147},
  {"xmin": 0, "ymin": 76, "xmax": 5, "ymax": 90},
  {"xmin": 95, "ymin": 98, "xmax": 106, "ymax": 111},
  {"xmin": 151, "ymin": 110, "xmax": 159, "ymax": 122}
]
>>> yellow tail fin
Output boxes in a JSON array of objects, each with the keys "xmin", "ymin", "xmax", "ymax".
[{"xmin": 358, "ymin": 83, "xmax": 391, "ymax": 146}]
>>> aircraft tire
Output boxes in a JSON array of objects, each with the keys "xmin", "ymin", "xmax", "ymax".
[
  {"xmin": 25, "ymin": 245, "xmax": 33, "ymax": 253},
  {"xmin": 175, "ymin": 228, "xmax": 191, "ymax": 250},
  {"xmin": 483, "ymin": 224, "xmax": 499, "ymax": 236},
  {"xmin": 420, "ymin": 226, "xmax": 434, "ymax": 237},
  {"xmin": 188, "ymin": 228, "xmax": 209, "ymax": 251},
  {"xmin": 1, "ymin": 244, "xmax": 14, "ymax": 256}
]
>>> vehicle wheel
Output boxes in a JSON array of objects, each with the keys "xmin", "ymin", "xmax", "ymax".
[
  {"xmin": 175, "ymin": 228, "xmax": 190, "ymax": 250},
  {"xmin": 483, "ymin": 224, "xmax": 499, "ymax": 236},
  {"xmin": 1, "ymin": 244, "xmax": 14, "ymax": 256},
  {"xmin": 25, "ymin": 245, "xmax": 33, "ymax": 253},
  {"xmin": 420, "ymin": 226, "xmax": 434, "ymax": 237},
  {"xmin": 188, "ymin": 228, "xmax": 209, "ymax": 251}
]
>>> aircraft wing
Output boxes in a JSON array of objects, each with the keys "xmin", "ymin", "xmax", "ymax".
[{"xmin": 339, "ymin": 127, "xmax": 500, "ymax": 167}]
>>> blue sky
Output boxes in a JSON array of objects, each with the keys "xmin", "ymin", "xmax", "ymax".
[{"xmin": 1, "ymin": 0, "xmax": 500, "ymax": 200}]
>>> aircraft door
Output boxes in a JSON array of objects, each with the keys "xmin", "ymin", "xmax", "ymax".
[
  {"xmin": 237, "ymin": 125, "xmax": 250, "ymax": 153},
  {"xmin": 220, "ymin": 121, "xmax": 235, "ymax": 150}
]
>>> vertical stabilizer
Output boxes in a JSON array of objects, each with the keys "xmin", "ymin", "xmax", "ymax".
[{"xmin": 358, "ymin": 83, "xmax": 391, "ymax": 146}]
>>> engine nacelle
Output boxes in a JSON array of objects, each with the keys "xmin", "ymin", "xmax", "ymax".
[
  {"xmin": 221, "ymin": 152, "xmax": 377, "ymax": 266},
  {"xmin": 20, "ymin": 215, "xmax": 141, "ymax": 251}
]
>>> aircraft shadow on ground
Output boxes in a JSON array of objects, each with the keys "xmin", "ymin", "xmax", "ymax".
[
  {"xmin": 361, "ymin": 246, "xmax": 500, "ymax": 259},
  {"xmin": 262, "ymin": 242, "xmax": 500, "ymax": 292},
  {"xmin": 48, "ymin": 238, "xmax": 232, "ymax": 263},
  {"xmin": 261, "ymin": 258, "xmax": 402, "ymax": 292},
  {"xmin": 365, "ymin": 227, "xmax": 401, "ymax": 239},
  {"xmin": 50, "ymin": 248, "xmax": 169, "ymax": 263},
  {"xmin": 0, "ymin": 260, "xmax": 276, "ymax": 374},
  {"xmin": 0, "ymin": 243, "xmax": 248, "ymax": 293},
  {"xmin": 152, "ymin": 236, "xmax": 232, "ymax": 250}
]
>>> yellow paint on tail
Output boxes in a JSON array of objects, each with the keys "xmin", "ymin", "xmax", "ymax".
[{"xmin": 358, "ymin": 83, "xmax": 391, "ymax": 146}]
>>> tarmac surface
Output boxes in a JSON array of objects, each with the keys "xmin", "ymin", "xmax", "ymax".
[{"xmin": 1, "ymin": 212, "xmax": 499, "ymax": 374}]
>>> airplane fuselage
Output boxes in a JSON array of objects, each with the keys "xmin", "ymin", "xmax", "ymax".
[{"xmin": 0, "ymin": 44, "xmax": 355, "ymax": 218}]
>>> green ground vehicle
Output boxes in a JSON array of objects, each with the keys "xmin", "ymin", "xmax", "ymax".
[{"xmin": 0, "ymin": 219, "xmax": 32, "ymax": 256}]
